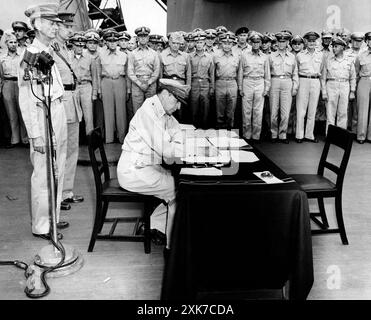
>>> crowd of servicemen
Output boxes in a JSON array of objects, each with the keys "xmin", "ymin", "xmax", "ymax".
[{"xmin": 1, "ymin": 4, "xmax": 371, "ymax": 236}]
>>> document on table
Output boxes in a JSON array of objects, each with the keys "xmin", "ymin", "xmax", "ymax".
[
  {"xmin": 184, "ymin": 137, "xmax": 211, "ymax": 156},
  {"xmin": 254, "ymin": 171, "xmax": 283, "ymax": 184},
  {"xmin": 180, "ymin": 167, "xmax": 223, "ymax": 176},
  {"xmin": 181, "ymin": 150, "xmax": 231, "ymax": 164},
  {"xmin": 230, "ymin": 151, "xmax": 259, "ymax": 163},
  {"xmin": 207, "ymin": 137, "xmax": 249, "ymax": 149}
]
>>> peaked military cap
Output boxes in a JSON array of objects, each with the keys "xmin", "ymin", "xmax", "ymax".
[
  {"xmin": 303, "ymin": 31, "xmax": 320, "ymax": 40},
  {"xmin": 291, "ymin": 35, "xmax": 304, "ymax": 44},
  {"xmin": 103, "ymin": 29, "xmax": 119, "ymax": 41},
  {"xmin": 321, "ymin": 30, "xmax": 333, "ymax": 39},
  {"xmin": 149, "ymin": 34, "xmax": 164, "ymax": 43},
  {"xmin": 275, "ymin": 31, "xmax": 291, "ymax": 41},
  {"xmin": 26, "ymin": 29, "xmax": 36, "ymax": 38},
  {"xmin": 135, "ymin": 26, "xmax": 150, "ymax": 36},
  {"xmin": 332, "ymin": 36, "xmax": 347, "ymax": 47},
  {"xmin": 193, "ymin": 30, "xmax": 207, "ymax": 41},
  {"xmin": 159, "ymin": 78, "xmax": 191, "ymax": 105},
  {"xmin": 24, "ymin": 3, "xmax": 63, "ymax": 22},
  {"xmin": 58, "ymin": 11, "xmax": 76, "ymax": 25},
  {"xmin": 249, "ymin": 31, "xmax": 263, "ymax": 42},
  {"xmin": 364, "ymin": 32, "xmax": 371, "ymax": 40},
  {"xmin": 70, "ymin": 32, "xmax": 86, "ymax": 45},
  {"xmin": 84, "ymin": 29, "xmax": 100, "ymax": 42},
  {"xmin": 12, "ymin": 21, "xmax": 29, "ymax": 31},
  {"xmin": 351, "ymin": 32, "xmax": 364, "ymax": 41},
  {"xmin": 205, "ymin": 29, "xmax": 217, "ymax": 38},
  {"xmin": 169, "ymin": 31, "xmax": 184, "ymax": 43},
  {"xmin": 337, "ymin": 28, "xmax": 351, "ymax": 37},
  {"xmin": 215, "ymin": 25, "xmax": 228, "ymax": 35},
  {"xmin": 193, "ymin": 28, "xmax": 204, "ymax": 33},
  {"xmin": 235, "ymin": 26, "xmax": 249, "ymax": 36},
  {"xmin": 184, "ymin": 32, "xmax": 195, "ymax": 41},
  {"xmin": 219, "ymin": 31, "xmax": 236, "ymax": 42},
  {"xmin": 262, "ymin": 32, "xmax": 273, "ymax": 42},
  {"xmin": 118, "ymin": 31, "xmax": 131, "ymax": 41}
]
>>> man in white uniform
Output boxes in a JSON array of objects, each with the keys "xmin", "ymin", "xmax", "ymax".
[
  {"xmin": 117, "ymin": 79, "xmax": 190, "ymax": 252},
  {"xmin": 18, "ymin": 3, "xmax": 68, "ymax": 240}
]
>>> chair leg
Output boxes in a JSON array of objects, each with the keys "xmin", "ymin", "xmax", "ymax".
[
  {"xmin": 317, "ymin": 197, "xmax": 329, "ymax": 229},
  {"xmin": 98, "ymin": 201, "xmax": 109, "ymax": 233},
  {"xmin": 88, "ymin": 200, "xmax": 103, "ymax": 252},
  {"xmin": 143, "ymin": 201, "xmax": 152, "ymax": 254},
  {"xmin": 335, "ymin": 195, "xmax": 349, "ymax": 245}
]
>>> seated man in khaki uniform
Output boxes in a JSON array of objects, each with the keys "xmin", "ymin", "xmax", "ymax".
[{"xmin": 117, "ymin": 79, "xmax": 190, "ymax": 254}]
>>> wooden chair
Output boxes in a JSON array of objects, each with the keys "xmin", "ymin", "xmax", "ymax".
[
  {"xmin": 291, "ymin": 125, "xmax": 353, "ymax": 245},
  {"xmin": 87, "ymin": 128, "xmax": 159, "ymax": 253}
]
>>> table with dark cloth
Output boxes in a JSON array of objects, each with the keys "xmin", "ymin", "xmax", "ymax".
[{"xmin": 161, "ymin": 145, "xmax": 314, "ymax": 300}]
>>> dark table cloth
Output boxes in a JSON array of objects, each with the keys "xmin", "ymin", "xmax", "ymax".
[{"xmin": 161, "ymin": 146, "xmax": 314, "ymax": 300}]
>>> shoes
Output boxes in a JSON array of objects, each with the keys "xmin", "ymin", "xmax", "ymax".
[
  {"xmin": 295, "ymin": 138, "xmax": 303, "ymax": 143},
  {"xmin": 271, "ymin": 138, "xmax": 278, "ymax": 143},
  {"xmin": 63, "ymin": 195, "xmax": 84, "ymax": 203},
  {"xmin": 304, "ymin": 138, "xmax": 318, "ymax": 143},
  {"xmin": 366, "ymin": 140, "xmax": 371, "ymax": 144},
  {"xmin": 60, "ymin": 201, "xmax": 71, "ymax": 211},
  {"xmin": 57, "ymin": 221, "xmax": 69, "ymax": 229},
  {"xmin": 151, "ymin": 229, "xmax": 166, "ymax": 246},
  {"xmin": 279, "ymin": 139, "xmax": 289, "ymax": 144},
  {"xmin": 357, "ymin": 139, "xmax": 365, "ymax": 144},
  {"xmin": 33, "ymin": 232, "xmax": 63, "ymax": 240}
]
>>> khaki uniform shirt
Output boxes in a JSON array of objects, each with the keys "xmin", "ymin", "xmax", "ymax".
[
  {"xmin": 355, "ymin": 50, "xmax": 371, "ymax": 79},
  {"xmin": 296, "ymin": 49, "xmax": 324, "ymax": 76},
  {"xmin": 213, "ymin": 50, "xmax": 240, "ymax": 79},
  {"xmin": 84, "ymin": 49, "xmax": 102, "ymax": 94},
  {"xmin": 189, "ymin": 50, "xmax": 215, "ymax": 90},
  {"xmin": 18, "ymin": 38, "xmax": 64, "ymax": 139},
  {"xmin": 160, "ymin": 47, "xmax": 192, "ymax": 85},
  {"xmin": 269, "ymin": 50, "xmax": 299, "ymax": 90},
  {"xmin": 127, "ymin": 45, "xmax": 160, "ymax": 86},
  {"xmin": 121, "ymin": 94, "xmax": 183, "ymax": 167},
  {"xmin": 238, "ymin": 50, "xmax": 271, "ymax": 92},
  {"xmin": 0, "ymin": 51, "xmax": 21, "ymax": 78},
  {"xmin": 321, "ymin": 53, "xmax": 356, "ymax": 93},
  {"xmin": 52, "ymin": 39, "xmax": 74, "ymax": 85},
  {"xmin": 99, "ymin": 48, "xmax": 128, "ymax": 78},
  {"xmin": 71, "ymin": 52, "xmax": 99, "ymax": 98}
]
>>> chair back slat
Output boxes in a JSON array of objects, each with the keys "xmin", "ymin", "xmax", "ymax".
[
  {"xmin": 318, "ymin": 125, "xmax": 353, "ymax": 189},
  {"xmin": 87, "ymin": 128, "xmax": 111, "ymax": 195}
]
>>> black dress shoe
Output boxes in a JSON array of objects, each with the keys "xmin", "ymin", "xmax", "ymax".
[
  {"xmin": 33, "ymin": 232, "xmax": 63, "ymax": 240},
  {"xmin": 305, "ymin": 138, "xmax": 318, "ymax": 143},
  {"xmin": 60, "ymin": 201, "xmax": 71, "ymax": 210},
  {"xmin": 295, "ymin": 138, "xmax": 303, "ymax": 143},
  {"xmin": 64, "ymin": 195, "xmax": 84, "ymax": 203},
  {"xmin": 357, "ymin": 139, "xmax": 365, "ymax": 144},
  {"xmin": 57, "ymin": 221, "xmax": 69, "ymax": 229},
  {"xmin": 151, "ymin": 229, "xmax": 166, "ymax": 246},
  {"xmin": 279, "ymin": 139, "xmax": 289, "ymax": 144}
]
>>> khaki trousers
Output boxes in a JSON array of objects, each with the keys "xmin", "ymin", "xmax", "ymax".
[
  {"xmin": 2, "ymin": 80, "xmax": 28, "ymax": 144},
  {"xmin": 131, "ymin": 81, "xmax": 157, "ymax": 114},
  {"xmin": 241, "ymin": 78, "xmax": 265, "ymax": 140},
  {"xmin": 30, "ymin": 99, "xmax": 67, "ymax": 234},
  {"xmin": 295, "ymin": 78, "xmax": 321, "ymax": 140},
  {"xmin": 269, "ymin": 78, "xmax": 292, "ymax": 139},
  {"xmin": 325, "ymin": 81, "xmax": 350, "ymax": 133},
  {"xmin": 76, "ymin": 83, "xmax": 94, "ymax": 135},
  {"xmin": 356, "ymin": 78, "xmax": 371, "ymax": 141},
  {"xmin": 190, "ymin": 78, "xmax": 211, "ymax": 129},
  {"xmin": 215, "ymin": 79, "xmax": 238, "ymax": 129},
  {"xmin": 101, "ymin": 77, "xmax": 127, "ymax": 143}
]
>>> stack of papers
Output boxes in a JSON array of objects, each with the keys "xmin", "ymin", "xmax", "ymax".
[
  {"xmin": 179, "ymin": 123, "xmax": 196, "ymax": 130},
  {"xmin": 207, "ymin": 137, "xmax": 249, "ymax": 149},
  {"xmin": 180, "ymin": 167, "xmax": 223, "ymax": 176}
]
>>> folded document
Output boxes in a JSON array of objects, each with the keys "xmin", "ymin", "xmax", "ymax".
[{"xmin": 180, "ymin": 167, "xmax": 223, "ymax": 176}]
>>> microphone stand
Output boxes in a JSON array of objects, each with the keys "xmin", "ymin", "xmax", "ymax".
[{"xmin": 23, "ymin": 66, "xmax": 83, "ymax": 298}]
